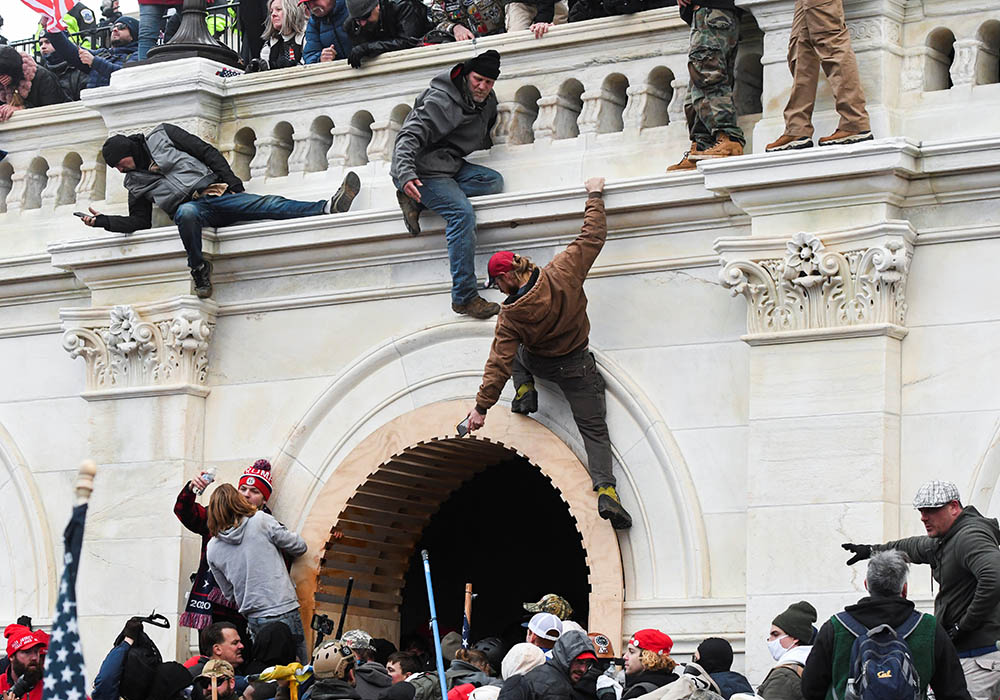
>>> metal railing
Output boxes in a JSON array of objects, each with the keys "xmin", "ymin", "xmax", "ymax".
[{"xmin": 8, "ymin": 1, "xmax": 243, "ymax": 63}]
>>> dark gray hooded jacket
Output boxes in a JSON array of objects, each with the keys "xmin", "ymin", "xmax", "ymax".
[
  {"xmin": 498, "ymin": 631, "xmax": 595, "ymax": 700},
  {"xmin": 390, "ymin": 63, "xmax": 497, "ymax": 187},
  {"xmin": 354, "ymin": 661, "xmax": 392, "ymax": 700}
]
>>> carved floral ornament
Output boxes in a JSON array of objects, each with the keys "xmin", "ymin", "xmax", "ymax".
[
  {"xmin": 718, "ymin": 232, "xmax": 911, "ymax": 338},
  {"xmin": 62, "ymin": 304, "xmax": 214, "ymax": 397}
]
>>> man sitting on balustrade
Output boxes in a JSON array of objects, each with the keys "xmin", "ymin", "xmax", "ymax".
[
  {"xmin": 81, "ymin": 123, "xmax": 362, "ymax": 299},
  {"xmin": 43, "ymin": 15, "xmax": 139, "ymax": 92},
  {"xmin": 342, "ymin": 0, "xmax": 431, "ymax": 68},
  {"xmin": 390, "ymin": 49, "xmax": 505, "ymax": 320},
  {"xmin": 301, "ymin": 0, "xmax": 354, "ymax": 63}
]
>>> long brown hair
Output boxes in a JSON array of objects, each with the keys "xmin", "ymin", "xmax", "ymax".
[{"xmin": 207, "ymin": 483, "xmax": 256, "ymax": 536}]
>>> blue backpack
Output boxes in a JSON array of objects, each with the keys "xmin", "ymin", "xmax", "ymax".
[{"xmin": 833, "ymin": 611, "xmax": 923, "ymax": 700}]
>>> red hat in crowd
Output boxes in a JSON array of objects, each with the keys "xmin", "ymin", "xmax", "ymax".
[
  {"xmin": 239, "ymin": 459, "xmax": 273, "ymax": 501},
  {"xmin": 486, "ymin": 251, "xmax": 515, "ymax": 288},
  {"xmin": 629, "ymin": 629, "xmax": 673, "ymax": 656},
  {"xmin": 574, "ymin": 651, "xmax": 598, "ymax": 661},
  {"xmin": 5, "ymin": 624, "xmax": 48, "ymax": 657}
]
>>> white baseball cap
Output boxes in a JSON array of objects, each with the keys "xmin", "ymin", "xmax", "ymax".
[{"xmin": 525, "ymin": 612, "xmax": 563, "ymax": 641}]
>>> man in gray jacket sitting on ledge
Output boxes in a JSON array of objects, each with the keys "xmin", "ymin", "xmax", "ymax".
[{"xmin": 82, "ymin": 122, "xmax": 361, "ymax": 298}]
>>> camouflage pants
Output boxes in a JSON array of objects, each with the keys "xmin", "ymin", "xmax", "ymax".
[{"xmin": 684, "ymin": 6, "xmax": 744, "ymax": 149}]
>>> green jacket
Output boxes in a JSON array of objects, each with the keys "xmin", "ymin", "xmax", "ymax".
[{"xmin": 876, "ymin": 506, "xmax": 1000, "ymax": 652}]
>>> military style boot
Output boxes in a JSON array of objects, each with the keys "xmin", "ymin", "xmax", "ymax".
[
  {"xmin": 597, "ymin": 486, "xmax": 633, "ymax": 530},
  {"xmin": 191, "ymin": 261, "xmax": 213, "ymax": 299}
]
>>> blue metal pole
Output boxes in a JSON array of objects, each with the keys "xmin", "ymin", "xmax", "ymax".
[{"xmin": 421, "ymin": 549, "xmax": 451, "ymax": 700}]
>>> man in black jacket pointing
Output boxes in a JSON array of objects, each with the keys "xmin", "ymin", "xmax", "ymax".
[{"xmin": 83, "ymin": 123, "xmax": 361, "ymax": 298}]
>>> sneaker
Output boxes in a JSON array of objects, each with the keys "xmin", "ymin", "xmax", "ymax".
[
  {"xmin": 191, "ymin": 260, "xmax": 213, "ymax": 299},
  {"xmin": 511, "ymin": 383, "xmax": 538, "ymax": 415},
  {"xmin": 818, "ymin": 130, "xmax": 874, "ymax": 147},
  {"xmin": 689, "ymin": 133, "xmax": 744, "ymax": 161},
  {"xmin": 396, "ymin": 190, "xmax": 422, "ymax": 236},
  {"xmin": 597, "ymin": 486, "xmax": 633, "ymax": 530},
  {"xmin": 765, "ymin": 134, "xmax": 814, "ymax": 152},
  {"xmin": 452, "ymin": 295, "xmax": 500, "ymax": 319},
  {"xmin": 329, "ymin": 171, "xmax": 361, "ymax": 213}
]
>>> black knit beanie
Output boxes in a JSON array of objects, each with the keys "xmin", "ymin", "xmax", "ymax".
[
  {"xmin": 101, "ymin": 135, "xmax": 135, "ymax": 168},
  {"xmin": 464, "ymin": 50, "xmax": 500, "ymax": 80},
  {"xmin": 772, "ymin": 601, "xmax": 817, "ymax": 644},
  {"xmin": 696, "ymin": 637, "xmax": 733, "ymax": 674}
]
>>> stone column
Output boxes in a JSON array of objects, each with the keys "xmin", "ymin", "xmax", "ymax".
[
  {"xmin": 705, "ymin": 142, "xmax": 919, "ymax": 678},
  {"xmin": 60, "ymin": 297, "xmax": 218, "ymax": 661}
]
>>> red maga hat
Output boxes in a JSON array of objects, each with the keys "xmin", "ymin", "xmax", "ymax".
[
  {"xmin": 486, "ymin": 251, "xmax": 515, "ymax": 288},
  {"xmin": 628, "ymin": 629, "xmax": 673, "ymax": 656}
]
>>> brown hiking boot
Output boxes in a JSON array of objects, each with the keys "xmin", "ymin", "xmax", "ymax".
[
  {"xmin": 689, "ymin": 133, "xmax": 743, "ymax": 161},
  {"xmin": 396, "ymin": 189, "xmax": 422, "ymax": 235},
  {"xmin": 765, "ymin": 134, "xmax": 813, "ymax": 152},
  {"xmin": 452, "ymin": 295, "xmax": 500, "ymax": 319},
  {"xmin": 818, "ymin": 129, "xmax": 874, "ymax": 147},
  {"xmin": 666, "ymin": 142, "xmax": 701, "ymax": 171}
]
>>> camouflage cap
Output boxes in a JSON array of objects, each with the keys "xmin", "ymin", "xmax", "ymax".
[
  {"xmin": 199, "ymin": 659, "xmax": 235, "ymax": 680},
  {"xmin": 523, "ymin": 594, "xmax": 573, "ymax": 620},
  {"xmin": 341, "ymin": 629, "xmax": 374, "ymax": 652}
]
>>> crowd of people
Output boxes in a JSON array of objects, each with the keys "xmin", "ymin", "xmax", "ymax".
[{"xmin": 3, "ymin": 472, "xmax": 996, "ymax": 700}]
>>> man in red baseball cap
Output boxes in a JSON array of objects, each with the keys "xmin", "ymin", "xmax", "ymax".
[
  {"xmin": 1, "ymin": 625, "xmax": 49, "ymax": 700},
  {"xmin": 461, "ymin": 176, "xmax": 633, "ymax": 530},
  {"xmin": 622, "ymin": 629, "xmax": 678, "ymax": 699}
]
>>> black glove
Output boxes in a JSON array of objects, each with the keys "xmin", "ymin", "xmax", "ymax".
[
  {"xmin": 244, "ymin": 57, "xmax": 266, "ymax": 73},
  {"xmin": 122, "ymin": 616, "xmax": 144, "ymax": 642},
  {"xmin": 348, "ymin": 45, "xmax": 368, "ymax": 69},
  {"xmin": 841, "ymin": 543, "xmax": 872, "ymax": 565},
  {"xmin": 947, "ymin": 624, "xmax": 961, "ymax": 642}
]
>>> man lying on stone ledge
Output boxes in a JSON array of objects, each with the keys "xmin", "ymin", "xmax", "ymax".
[{"xmin": 81, "ymin": 123, "xmax": 362, "ymax": 298}]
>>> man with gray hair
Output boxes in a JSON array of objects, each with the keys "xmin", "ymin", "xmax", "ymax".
[
  {"xmin": 840, "ymin": 480, "xmax": 1000, "ymax": 700},
  {"xmin": 802, "ymin": 550, "xmax": 970, "ymax": 700}
]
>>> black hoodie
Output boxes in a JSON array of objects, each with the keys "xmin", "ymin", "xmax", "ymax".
[{"xmin": 500, "ymin": 631, "xmax": 595, "ymax": 700}]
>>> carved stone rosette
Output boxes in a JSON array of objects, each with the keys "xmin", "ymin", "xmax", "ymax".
[
  {"xmin": 61, "ymin": 297, "xmax": 217, "ymax": 399},
  {"xmin": 718, "ymin": 230, "xmax": 913, "ymax": 341}
]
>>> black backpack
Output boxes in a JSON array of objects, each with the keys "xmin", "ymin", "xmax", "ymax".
[{"xmin": 114, "ymin": 615, "xmax": 169, "ymax": 700}]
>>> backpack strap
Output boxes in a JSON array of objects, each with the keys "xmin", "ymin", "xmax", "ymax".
[
  {"xmin": 895, "ymin": 611, "xmax": 923, "ymax": 639},
  {"xmin": 834, "ymin": 611, "xmax": 869, "ymax": 638},
  {"xmin": 776, "ymin": 663, "xmax": 804, "ymax": 678}
]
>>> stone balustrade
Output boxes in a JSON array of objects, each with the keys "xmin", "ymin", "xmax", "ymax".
[{"xmin": 0, "ymin": 1, "xmax": 998, "ymax": 250}]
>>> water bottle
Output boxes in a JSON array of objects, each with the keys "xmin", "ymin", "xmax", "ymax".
[{"xmin": 191, "ymin": 467, "xmax": 217, "ymax": 495}]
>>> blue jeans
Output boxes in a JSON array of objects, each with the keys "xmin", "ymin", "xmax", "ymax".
[
  {"xmin": 173, "ymin": 192, "xmax": 324, "ymax": 270},
  {"xmin": 247, "ymin": 609, "xmax": 308, "ymax": 664},
  {"xmin": 413, "ymin": 163, "xmax": 504, "ymax": 305},
  {"xmin": 138, "ymin": 4, "xmax": 169, "ymax": 59}
]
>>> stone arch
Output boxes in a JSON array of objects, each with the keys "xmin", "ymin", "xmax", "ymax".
[
  {"xmin": 0, "ymin": 420, "xmax": 56, "ymax": 623},
  {"xmin": 272, "ymin": 322, "xmax": 710, "ymax": 643},
  {"xmin": 24, "ymin": 157, "xmax": 49, "ymax": 210},
  {"xmin": 967, "ymin": 417, "xmax": 1000, "ymax": 515},
  {"xmin": 307, "ymin": 116, "xmax": 335, "ymax": 173},
  {"xmin": 57, "ymin": 152, "xmax": 84, "ymax": 206},
  {"xmin": 350, "ymin": 111, "xmax": 375, "ymax": 166},
  {"xmin": 231, "ymin": 127, "xmax": 257, "ymax": 181},
  {"xmin": 512, "ymin": 85, "xmax": 541, "ymax": 144},
  {"xmin": 300, "ymin": 408, "xmax": 622, "ymax": 642},
  {"xmin": 598, "ymin": 73, "xmax": 629, "ymax": 134},
  {"xmin": 643, "ymin": 67, "xmax": 674, "ymax": 129},
  {"xmin": 555, "ymin": 79, "xmax": 585, "ymax": 139},
  {"xmin": 269, "ymin": 121, "xmax": 295, "ymax": 178},
  {"xmin": 925, "ymin": 27, "xmax": 956, "ymax": 91}
]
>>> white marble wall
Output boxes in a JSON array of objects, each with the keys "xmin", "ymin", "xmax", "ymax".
[{"xmin": 0, "ymin": 0, "xmax": 998, "ymax": 687}]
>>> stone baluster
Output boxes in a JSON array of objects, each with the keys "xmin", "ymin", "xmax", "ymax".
[
  {"xmin": 6, "ymin": 169, "xmax": 27, "ymax": 216},
  {"xmin": 249, "ymin": 134, "xmax": 293, "ymax": 180},
  {"xmin": 579, "ymin": 88, "xmax": 629, "ymax": 135},
  {"xmin": 328, "ymin": 126, "xmax": 369, "ymax": 168},
  {"xmin": 668, "ymin": 80, "xmax": 688, "ymax": 125},
  {"xmin": 900, "ymin": 51, "xmax": 924, "ymax": 93},
  {"xmin": 366, "ymin": 119, "xmax": 402, "ymax": 163},
  {"xmin": 534, "ymin": 94, "xmax": 583, "ymax": 142},
  {"xmin": 42, "ymin": 164, "xmax": 82, "ymax": 209},
  {"xmin": 623, "ymin": 83, "xmax": 671, "ymax": 131},
  {"xmin": 950, "ymin": 39, "xmax": 981, "ymax": 88},
  {"xmin": 75, "ymin": 157, "xmax": 106, "ymax": 209},
  {"xmin": 287, "ymin": 132, "xmax": 314, "ymax": 175},
  {"xmin": 577, "ymin": 91, "xmax": 603, "ymax": 135},
  {"xmin": 493, "ymin": 101, "xmax": 538, "ymax": 146}
]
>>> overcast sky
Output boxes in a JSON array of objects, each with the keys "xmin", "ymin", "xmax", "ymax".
[{"xmin": 4, "ymin": 0, "xmax": 140, "ymax": 43}]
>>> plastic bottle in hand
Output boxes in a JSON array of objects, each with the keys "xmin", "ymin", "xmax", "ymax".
[{"xmin": 192, "ymin": 467, "xmax": 217, "ymax": 495}]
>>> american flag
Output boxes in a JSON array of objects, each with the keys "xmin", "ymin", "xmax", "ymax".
[
  {"xmin": 41, "ymin": 501, "xmax": 88, "ymax": 700},
  {"xmin": 18, "ymin": 0, "xmax": 77, "ymax": 32}
]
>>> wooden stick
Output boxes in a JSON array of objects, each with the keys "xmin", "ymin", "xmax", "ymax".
[
  {"xmin": 75, "ymin": 460, "xmax": 98, "ymax": 505},
  {"xmin": 464, "ymin": 583, "xmax": 473, "ymax": 630}
]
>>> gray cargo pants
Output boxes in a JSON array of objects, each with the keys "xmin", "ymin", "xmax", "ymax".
[{"xmin": 511, "ymin": 344, "xmax": 615, "ymax": 490}]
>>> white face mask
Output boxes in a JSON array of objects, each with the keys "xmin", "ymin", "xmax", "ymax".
[{"xmin": 766, "ymin": 635, "xmax": 788, "ymax": 661}]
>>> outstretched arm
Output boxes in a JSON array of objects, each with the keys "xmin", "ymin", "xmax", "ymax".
[{"xmin": 548, "ymin": 178, "xmax": 607, "ymax": 284}]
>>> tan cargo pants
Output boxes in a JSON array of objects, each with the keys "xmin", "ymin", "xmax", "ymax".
[{"xmin": 783, "ymin": 0, "xmax": 870, "ymax": 137}]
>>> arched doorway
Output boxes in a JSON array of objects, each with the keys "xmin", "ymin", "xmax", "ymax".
[{"xmin": 292, "ymin": 400, "xmax": 625, "ymax": 646}]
